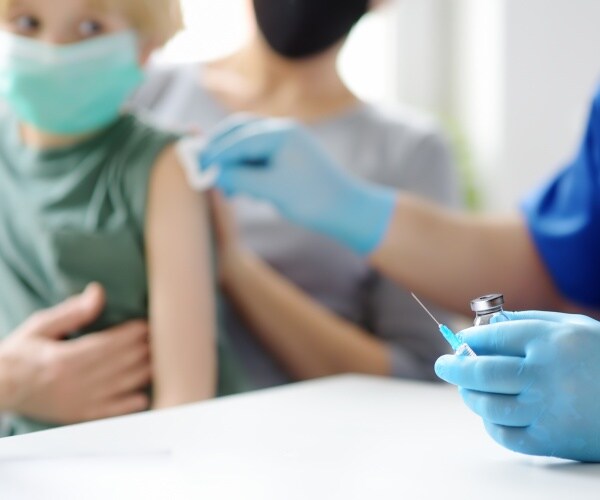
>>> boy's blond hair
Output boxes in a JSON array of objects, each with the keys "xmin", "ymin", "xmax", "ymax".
[
  {"xmin": 0, "ymin": 0, "xmax": 184, "ymax": 45},
  {"xmin": 94, "ymin": 0, "xmax": 184, "ymax": 45}
]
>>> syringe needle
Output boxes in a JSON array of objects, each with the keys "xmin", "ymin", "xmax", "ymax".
[
  {"xmin": 411, "ymin": 292, "xmax": 441, "ymax": 326},
  {"xmin": 411, "ymin": 292, "xmax": 477, "ymax": 357}
]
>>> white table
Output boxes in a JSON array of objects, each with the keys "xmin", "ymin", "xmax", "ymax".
[{"xmin": 0, "ymin": 375, "xmax": 597, "ymax": 499}]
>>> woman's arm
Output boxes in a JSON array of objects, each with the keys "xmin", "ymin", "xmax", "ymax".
[
  {"xmin": 225, "ymin": 253, "xmax": 392, "ymax": 379},
  {"xmin": 359, "ymin": 129, "xmax": 460, "ymax": 380},
  {"xmin": 212, "ymin": 193, "xmax": 392, "ymax": 380},
  {"xmin": 146, "ymin": 145, "xmax": 217, "ymax": 409}
]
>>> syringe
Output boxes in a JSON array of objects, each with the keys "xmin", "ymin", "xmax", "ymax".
[{"xmin": 411, "ymin": 293, "xmax": 477, "ymax": 357}]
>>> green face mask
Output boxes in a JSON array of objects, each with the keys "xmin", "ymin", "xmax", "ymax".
[{"xmin": 0, "ymin": 30, "xmax": 143, "ymax": 135}]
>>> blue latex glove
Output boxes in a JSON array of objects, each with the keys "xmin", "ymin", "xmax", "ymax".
[
  {"xmin": 201, "ymin": 116, "xmax": 397, "ymax": 255},
  {"xmin": 435, "ymin": 311, "xmax": 600, "ymax": 462}
]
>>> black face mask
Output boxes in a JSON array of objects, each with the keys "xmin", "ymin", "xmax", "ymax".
[{"xmin": 253, "ymin": 0, "xmax": 370, "ymax": 60}]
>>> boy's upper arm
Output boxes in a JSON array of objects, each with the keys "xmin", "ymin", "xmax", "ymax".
[
  {"xmin": 145, "ymin": 143, "xmax": 217, "ymax": 405},
  {"xmin": 146, "ymin": 143, "xmax": 212, "ymax": 257}
]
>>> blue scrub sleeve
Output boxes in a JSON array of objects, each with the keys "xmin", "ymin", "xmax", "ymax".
[{"xmin": 522, "ymin": 88, "xmax": 600, "ymax": 308}]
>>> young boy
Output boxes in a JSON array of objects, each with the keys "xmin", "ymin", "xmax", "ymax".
[{"xmin": 0, "ymin": 0, "xmax": 222, "ymax": 434}]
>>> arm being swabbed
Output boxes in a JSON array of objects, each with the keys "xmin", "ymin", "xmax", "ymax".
[{"xmin": 146, "ymin": 143, "xmax": 217, "ymax": 409}]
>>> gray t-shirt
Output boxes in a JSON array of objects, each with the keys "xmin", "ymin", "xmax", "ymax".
[{"xmin": 130, "ymin": 64, "xmax": 461, "ymax": 388}]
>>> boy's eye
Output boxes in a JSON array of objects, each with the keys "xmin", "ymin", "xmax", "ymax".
[
  {"xmin": 13, "ymin": 15, "xmax": 41, "ymax": 34},
  {"xmin": 79, "ymin": 19, "xmax": 104, "ymax": 38}
]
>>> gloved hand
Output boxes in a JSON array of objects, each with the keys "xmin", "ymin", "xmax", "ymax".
[
  {"xmin": 201, "ymin": 116, "xmax": 397, "ymax": 255},
  {"xmin": 435, "ymin": 310, "xmax": 600, "ymax": 462}
]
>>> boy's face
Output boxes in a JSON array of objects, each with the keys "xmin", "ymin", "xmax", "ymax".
[{"xmin": 0, "ymin": 0, "xmax": 131, "ymax": 45}]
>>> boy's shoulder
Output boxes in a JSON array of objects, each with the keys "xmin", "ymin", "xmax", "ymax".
[
  {"xmin": 112, "ymin": 112, "xmax": 181, "ymax": 167},
  {"xmin": 107, "ymin": 114, "xmax": 183, "ymax": 232},
  {"xmin": 112, "ymin": 113, "xmax": 182, "ymax": 167},
  {"xmin": 120, "ymin": 112, "xmax": 181, "ymax": 139}
]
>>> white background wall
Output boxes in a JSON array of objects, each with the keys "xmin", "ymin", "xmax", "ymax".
[
  {"xmin": 161, "ymin": 0, "xmax": 600, "ymax": 211},
  {"xmin": 392, "ymin": 0, "xmax": 600, "ymax": 210},
  {"xmin": 495, "ymin": 0, "xmax": 600, "ymax": 209}
]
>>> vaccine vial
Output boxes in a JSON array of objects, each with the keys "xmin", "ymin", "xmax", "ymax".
[{"xmin": 470, "ymin": 294, "xmax": 509, "ymax": 326}]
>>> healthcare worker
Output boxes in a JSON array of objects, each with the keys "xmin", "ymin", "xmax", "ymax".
[
  {"xmin": 200, "ymin": 85, "xmax": 600, "ymax": 462},
  {"xmin": 132, "ymin": 0, "xmax": 460, "ymax": 386},
  {"xmin": 0, "ymin": 284, "xmax": 150, "ymax": 426}
]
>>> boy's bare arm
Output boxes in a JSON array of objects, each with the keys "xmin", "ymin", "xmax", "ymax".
[{"xmin": 146, "ymin": 144, "xmax": 217, "ymax": 409}]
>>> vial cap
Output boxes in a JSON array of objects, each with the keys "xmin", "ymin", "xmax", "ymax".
[{"xmin": 470, "ymin": 293, "xmax": 505, "ymax": 313}]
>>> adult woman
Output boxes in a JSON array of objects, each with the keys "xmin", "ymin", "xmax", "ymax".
[{"xmin": 132, "ymin": 0, "xmax": 461, "ymax": 388}]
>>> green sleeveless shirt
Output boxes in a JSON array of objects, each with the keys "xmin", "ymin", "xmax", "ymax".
[{"xmin": 0, "ymin": 113, "xmax": 245, "ymax": 435}]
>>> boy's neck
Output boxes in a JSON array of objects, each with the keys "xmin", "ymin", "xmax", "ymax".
[{"xmin": 19, "ymin": 123, "xmax": 98, "ymax": 150}]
